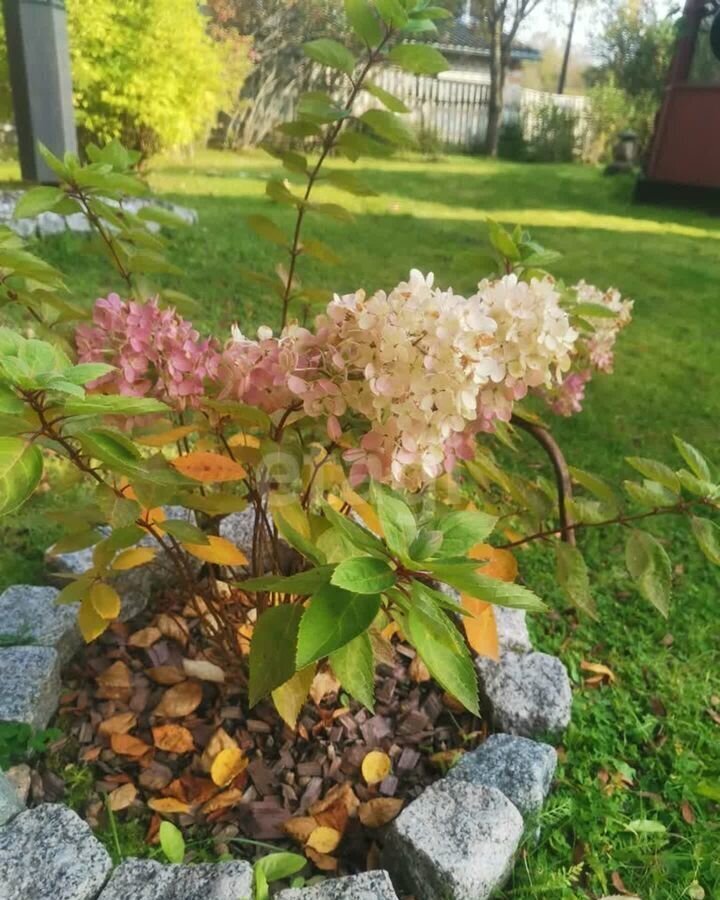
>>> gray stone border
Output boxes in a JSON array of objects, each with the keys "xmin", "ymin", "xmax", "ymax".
[{"xmin": 0, "ymin": 507, "xmax": 573, "ymax": 899}]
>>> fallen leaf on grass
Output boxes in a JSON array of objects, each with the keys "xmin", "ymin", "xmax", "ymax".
[
  {"xmin": 706, "ymin": 707, "xmax": 720, "ymax": 726},
  {"xmin": 111, "ymin": 733, "xmax": 152, "ymax": 758},
  {"xmin": 152, "ymin": 724, "xmax": 195, "ymax": 754},
  {"xmin": 306, "ymin": 826, "xmax": 341, "ymax": 854},
  {"xmin": 108, "ymin": 782, "xmax": 137, "ymax": 811},
  {"xmin": 361, "ymin": 750, "xmax": 391, "ymax": 786},
  {"xmin": 182, "ymin": 658, "xmax": 225, "ymax": 683},
  {"xmin": 202, "ymin": 788, "xmax": 244, "ymax": 814},
  {"xmin": 210, "ymin": 747, "xmax": 248, "ymax": 787},
  {"xmin": 147, "ymin": 666, "xmax": 187, "ymax": 686},
  {"xmin": 581, "ymin": 660, "xmax": 616, "ymax": 684},
  {"xmin": 154, "ymin": 681, "xmax": 203, "ymax": 718},
  {"xmin": 680, "ymin": 800, "xmax": 696, "ymax": 824},
  {"xmin": 358, "ymin": 797, "xmax": 404, "ymax": 827},
  {"xmin": 128, "ymin": 626, "xmax": 162, "ymax": 648},
  {"xmin": 98, "ymin": 712, "xmax": 137, "ymax": 736},
  {"xmin": 148, "ymin": 797, "xmax": 190, "ymax": 815}
]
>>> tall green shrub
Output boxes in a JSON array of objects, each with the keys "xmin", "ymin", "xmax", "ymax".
[{"xmin": 67, "ymin": 0, "xmax": 230, "ymax": 159}]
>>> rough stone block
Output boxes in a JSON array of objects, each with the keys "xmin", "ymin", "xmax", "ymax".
[
  {"xmin": 0, "ymin": 646, "xmax": 61, "ymax": 729},
  {"xmin": 278, "ymin": 871, "xmax": 399, "ymax": 900},
  {"xmin": 0, "ymin": 803, "xmax": 112, "ymax": 900},
  {"xmin": 0, "ymin": 773, "xmax": 23, "ymax": 826},
  {"xmin": 446, "ymin": 733, "xmax": 557, "ymax": 817},
  {"xmin": 97, "ymin": 857, "xmax": 253, "ymax": 899},
  {"xmin": 476, "ymin": 651, "xmax": 572, "ymax": 738},
  {"xmin": 494, "ymin": 607, "xmax": 532, "ymax": 654},
  {"xmin": 383, "ymin": 779, "xmax": 524, "ymax": 900},
  {"xmin": 0, "ymin": 585, "xmax": 81, "ymax": 664}
]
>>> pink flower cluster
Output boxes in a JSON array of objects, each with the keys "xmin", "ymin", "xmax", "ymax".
[{"xmin": 75, "ymin": 294, "xmax": 220, "ymax": 409}]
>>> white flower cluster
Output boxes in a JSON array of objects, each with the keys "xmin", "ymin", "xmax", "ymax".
[
  {"xmin": 314, "ymin": 271, "xmax": 578, "ymax": 490},
  {"xmin": 573, "ymin": 280, "xmax": 634, "ymax": 373}
]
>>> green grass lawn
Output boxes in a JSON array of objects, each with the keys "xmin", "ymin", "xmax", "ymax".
[{"xmin": 1, "ymin": 149, "xmax": 719, "ymax": 897}]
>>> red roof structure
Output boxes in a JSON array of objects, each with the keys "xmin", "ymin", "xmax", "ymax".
[{"xmin": 635, "ymin": 0, "xmax": 720, "ymax": 210}]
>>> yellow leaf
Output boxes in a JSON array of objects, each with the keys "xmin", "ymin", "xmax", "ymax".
[
  {"xmin": 112, "ymin": 547, "xmax": 157, "ymax": 571},
  {"xmin": 361, "ymin": 750, "xmax": 392, "ymax": 786},
  {"xmin": 202, "ymin": 788, "xmax": 244, "ymax": 813},
  {"xmin": 306, "ymin": 825, "xmax": 342, "ymax": 854},
  {"xmin": 580, "ymin": 660, "xmax": 617, "ymax": 683},
  {"xmin": 210, "ymin": 747, "xmax": 249, "ymax": 787},
  {"xmin": 148, "ymin": 797, "xmax": 190, "ymax": 814},
  {"xmin": 201, "ymin": 727, "xmax": 238, "ymax": 772},
  {"xmin": 226, "ymin": 432, "xmax": 261, "ymax": 449},
  {"xmin": 269, "ymin": 492, "xmax": 311, "ymax": 538},
  {"xmin": 171, "ymin": 451, "xmax": 246, "ymax": 483},
  {"xmin": 89, "ymin": 583, "xmax": 121, "ymax": 620},
  {"xmin": 272, "ymin": 665, "xmax": 315, "ymax": 729},
  {"xmin": 108, "ymin": 782, "xmax": 137, "ymax": 812},
  {"xmin": 78, "ymin": 596, "xmax": 109, "ymax": 642},
  {"xmin": 136, "ymin": 425, "xmax": 198, "ymax": 447},
  {"xmin": 341, "ymin": 484, "xmax": 383, "ymax": 536},
  {"xmin": 183, "ymin": 535, "xmax": 248, "ymax": 566},
  {"xmin": 468, "ymin": 543, "xmax": 518, "ymax": 582},
  {"xmin": 461, "ymin": 597, "xmax": 500, "ymax": 662}
]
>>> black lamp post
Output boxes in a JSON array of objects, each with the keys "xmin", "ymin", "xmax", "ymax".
[{"xmin": 2, "ymin": 0, "xmax": 77, "ymax": 183}]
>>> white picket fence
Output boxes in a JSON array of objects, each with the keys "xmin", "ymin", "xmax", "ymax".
[{"xmin": 356, "ymin": 68, "xmax": 589, "ymax": 151}]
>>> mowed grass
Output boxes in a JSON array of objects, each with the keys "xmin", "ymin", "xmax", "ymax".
[{"xmin": 1, "ymin": 149, "xmax": 719, "ymax": 897}]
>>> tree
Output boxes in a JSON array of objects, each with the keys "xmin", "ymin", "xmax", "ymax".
[
  {"xmin": 477, "ymin": 0, "xmax": 549, "ymax": 156},
  {"xmin": 67, "ymin": 0, "xmax": 234, "ymax": 159},
  {"xmin": 557, "ymin": 0, "xmax": 582, "ymax": 93}
]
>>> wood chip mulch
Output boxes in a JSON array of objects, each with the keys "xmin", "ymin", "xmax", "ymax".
[{"xmin": 36, "ymin": 588, "xmax": 487, "ymax": 875}]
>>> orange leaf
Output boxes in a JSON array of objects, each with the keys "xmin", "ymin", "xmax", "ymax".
[
  {"xmin": 110, "ymin": 733, "xmax": 151, "ymax": 758},
  {"xmin": 147, "ymin": 797, "xmax": 190, "ymax": 814},
  {"xmin": 96, "ymin": 660, "xmax": 132, "ymax": 699},
  {"xmin": 468, "ymin": 543, "xmax": 518, "ymax": 582},
  {"xmin": 358, "ymin": 797, "xmax": 404, "ymax": 828},
  {"xmin": 461, "ymin": 597, "xmax": 500, "ymax": 662},
  {"xmin": 155, "ymin": 613, "xmax": 189, "ymax": 647},
  {"xmin": 147, "ymin": 666, "xmax": 187, "ymax": 685},
  {"xmin": 202, "ymin": 788, "xmax": 244, "ymax": 814},
  {"xmin": 210, "ymin": 747, "xmax": 248, "ymax": 787},
  {"xmin": 152, "ymin": 724, "xmax": 195, "ymax": 754},
  {"xmin": 136, "ymin": 425, "xmax": 198, "ymax": 447},
  {"xmin": 183, "ymin": 535, "xmax": 248, "ymax": 566},
  {"xmin": 128, "ymin": 626, "xmax": 162, "ymax": 648},
  {"xmin": 108, "ymin": 782, "xmax": 138, "ymax": 812},
  {"xmin": 284, "ymin": 815, "xmax": 317, "ymax": 845},
  {"xmin": 306, "ymin": 825, "xmax": 342, "ymax": 854},
  {"xmin": 98, "ymin": 712, "xmax": 138, "ymax": 737},
  {"xmin": 154, "ymin": 681, "xmax": 203, "ymax": 718},
  {"xmin": 305, "ymin": 847, "xmax": 338, "ymax": 871},
  {"xmin": 171, "ymin": 451, "xmax": 246, "ymax": 484},
  {"xmin": 361, "ymin": 750, "xmax": 391, "ymax": 786}
]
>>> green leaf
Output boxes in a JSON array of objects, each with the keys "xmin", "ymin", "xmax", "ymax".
[
  {"xmin": 309, "ymin": 202, "xmax": 354, "ymax": 222},
  {"xmin": 159, "ymin": 821, "xmax": 185, "ymax": 864},
  {"xmin": 331, "ymin": 557, "xmax": 396, "ymax": 593},
  {"xmin": 38, "ymin": 143, "xmax": 68, "ymax": 179},
  {"xmin": 322, "ymin": 501, "xmax": 388, "ymax": 559},
  {"xmin": 330, "ymin": 632, "xmax": 375, "ymax": 711},
  {"xmin": 255, "ymin": 851, "xmax": 306, "ymax": 885},
  {"xmin": 266, "ymin": 179, "xmax": 301, "ymax": 207},
  {"xmin": 408, "ymin": 528, "xmax": 443, "ymax": 561},
  {"xmin": 298, "ymin": 92, "xmax": 348, "ymax": 124},
  {"xmin": 431, "ymin": 509, "xmax": 497, "ymax": 558},
  {"xmin": 625, "ymin": 529, "xmax": 672, "ymax": 617},
  {"xmin": 0, "ymin": 385, "xmax": 23, "ymax": 416},
  {"xmin": 277, "ymin": 120, "xmax": 322, "ymax": 138},
  {"xmin": 301, "ymin": 238, "xmax": 342, "ymax": 265},
  {"xmin": 359, "ymin": 109, "xmax": 416, "ymax": 146},
  {"xmin": 370, "ymin": 483, "xmax": 416, "ymax": 557},
  {"xmin": 673, "ymin": 436, "xmax": 712, "ymax": 482},
  {"xmin": 95, "ymin": 486, "xmax": 140, "ymax": 529},
  {"xmin": 161, "ymin": 518, "xmax": 209, "ymax": 545},
  {"xmin": 625, "ymin": 819, "xmax": 667, "ymax": 835},
  {"xmin": 375, "ymin": 0, "xmax": 408, "ymax": 27},
  {"xmin": 336, "ymin": 131, "xmax": 392, "ymax": 161},
  {"xmin": 624, "ymin": 480, "xmax": 678, "ymax": 508},
  {"xmin": 63, "ymin": 396, "xmax": 168, "ymax": 417},
  {"xmin": 249, "ymin": 604, "xmax": 304, "ymax": 706},
  {"xmin": 626, "ymin": 457, "xmax": 680, "ymax": 493},
  {"xmin": 274, "ymin": 512, "xmax": 327, "ymax": 567},
  {"xmin": 388, "ymin": 44, "xmax": 449, "ymax": 75},
  {"xmin": 136, "ymin": 206, "xmax": 189, "ymax": 228},
  {"xmin": 325, "ymin": 171, "xmax": 377, "ymax": 196},
  {"xmin": 423, "ymin": 6, "xmax": 454, "ymax": 19},
  {"xmin": 345, "ymin": 0, "xmax": 382, "ymax": 45},
  {"xmin": 556, "ymin": 542, "xmax": 597, "ymax": 619},
  {"xmin": 568, "ymin": 466, "xmax": 619, "ymax": 512},
  {"xmin": 427, "ymin": 561, "xmax": 547, "ymax": 611},
  {"xmin": 407, "ymin": 581, "xmax": 478, "ymax": 714},
  {"xmin": 14, "ymin": 186, "xmax": 64, "ymax": 219},
  {"xmin": 0, "ymin": 438, "xmax": 43, "ymax": 518},
  {"xmin": 247, "ymin": 214, "xmax": 287, "ymax": 246},
  {"xmin": 487, "ymin": 219, "xmax": 519, "ymax": 260},
  {"xmin": 281, "ymin": 151, "xmax": 308, "ymax": 175},
  {"xmin": 676, "ymin": 468, "xmax": 717, "ymax": 498},
  {"xmin": 303, "ymin": 39, "xmax": 356, "ymax": 75},
  {"xmin": 179, "ymin": 493, "xmax": 248, "ymax": 516},
  {"xmin": 63, "ymin": 363, "xmax": 115, "ymax": 386},
  {"xmin": 240, "ymin": 566, "xmax": 336, "ymax": 595},
  {"xmin": 364, "ymin": 82, "xmax": 410, "ymax": 113},
  {"xmin": 76, "ymin": 428, "xmax": 142, "ymax": 473},
  {"xmin": 690, "ymin": 516, "xmax": 720, "ymax": 565},
  {"xmin": 296, "ymin": 584, "xmax": 381, "ymax": 668}
]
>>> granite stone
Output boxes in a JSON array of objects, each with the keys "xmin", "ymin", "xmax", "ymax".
[
  {"xmin": 0, "ymin": 584, "xmax": 81, "ymax": 664},
  {"xmin": 278, "ymin": 871, "xmax": 399, "ymax": 900},
  {"xmin": 383, "ymin": 778, "xmax": 524, "ymax": 900},
  {"xmin": 97, "ymin": 857, "xmax": 253, "ymax": 899},
  {"xmin": 446, "ymin": 733, "xmax": 557, "ymax": 817},
  {"xmin": 0, "ymin": 803, "xmax": 112, "ymax": 900},
  {"xmin": 476, "ymin": 651, "xmax": 573, "ymax": 738},
  {"xmin": 0, "ymin": 773, "xmax": 23, "ymax": 826},
  {"xmin": 0, "ymin": 646, "xmax": 61, "ymax": 729}
]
